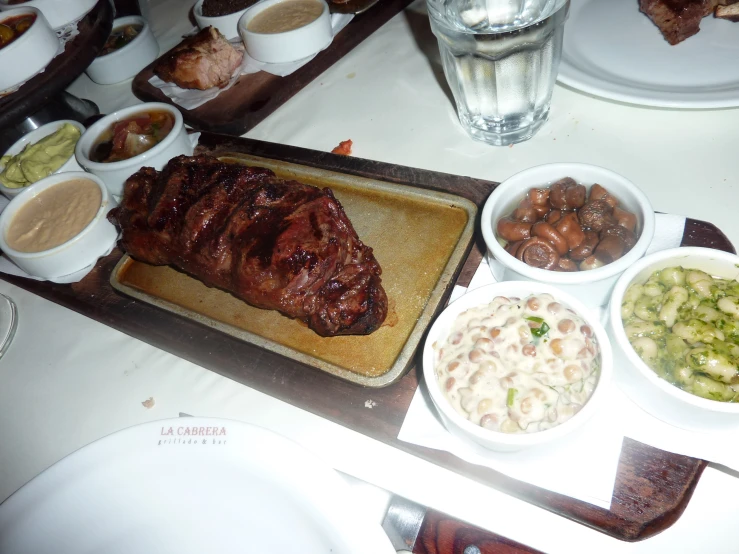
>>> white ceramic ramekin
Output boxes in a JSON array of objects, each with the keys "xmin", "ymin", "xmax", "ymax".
[
  {"xmin": 75, "ymin": 103, "xmax": 192, "ymax": 197},
  {"xmin": 0, "ymin": 120, "xmax": 85, "ymax": 199},
  {"xmin": 481, "ymin": 163, "xmax": 655, "ymax": 308},
  {"xmin": 0, "ymin": 172, "xmax": 118, "ymax": 280},
  {"xmin": 85, "ymin": 16, "xmax": 160, "ymax": 85},
  {"xmin": 0, "ymin": 0, "xmax": 95, "ymax": 30},
  {"xmin": 0, "ymin": 7, "xmax": 59, "ymax": 92},
  {"xmin": 238, "ymin": 0, "xmax": 332, "ymax": 64},
  {"xmin": 423, "ymin": 281, "xmax": 612, "ymax": 452},
  {"xmin": 193, "ymin": 0, "xmax": 252, "ymax": 40},
  {"xmin": 609, "ymin": 247, "xmax": 739, "ymax": 432}
]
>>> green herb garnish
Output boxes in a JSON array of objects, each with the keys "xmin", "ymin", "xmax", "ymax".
[
  {"xmin": 507, "ymin": 388, "xmax": 517, "ymax": 407},
  {"xmin": 525, "ymin": 316, "xmax": 550, "ymax": 338}
]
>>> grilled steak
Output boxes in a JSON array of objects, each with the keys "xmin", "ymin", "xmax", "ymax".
[
  {"xmin": 640, "ymin": 0, "xmax": 707, "ymax": 44},
  {"xmin": 153, "ymin": 27, "xmax": 243, "ymax": 90},
  {"xmin": 108, "ymin": 155, "xmax": 388, "ymax": 337},
  {"xmin": 640, "ymin": 0, "xmax": 738, "ymax": 44}
]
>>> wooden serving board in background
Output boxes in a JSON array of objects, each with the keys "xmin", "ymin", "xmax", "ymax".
[
  {"xmin": 131, "ymin": 0, "xmax": 414, "ymax": 135},
  {"xmin": 2, "ymin": 134, "xmax": 736, "ymax": 542},
  {"xmin": 0, "ymin": 0, "xmax": 113, "ymax": 132}
]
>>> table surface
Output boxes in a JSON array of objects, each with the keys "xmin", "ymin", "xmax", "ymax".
[{"xmin": 2, "ymin": 0, "xmax": 738, "ymax": 552}]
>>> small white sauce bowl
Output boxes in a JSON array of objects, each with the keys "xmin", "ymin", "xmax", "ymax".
[
  {"xmin": 238, "ymin": 0, "xmax": 332, "ymax": 64},
  {"xmin": 85, "ymin": 16, "xmax": 160, "ymax": 85},
  {"xmin": 193, "ymin": 0, "xmax": 252, "ymax": 40},
  {"xmin": 423, "ymin": 281, "xmax": 613, "ymax": 452},
  {"xmin": 75, "ymin": 103, "xmax": 192, "ymax": 198},
  {"xmin": 0, "ymin": 119, "xmax": 85, "ymax": 200},
  {"xmin": 0, "ymin": 171, "xmax": 118, "ymax": 280},
  {"xmin": 609, "ymin": 247, "xmax": 739, "ymax": 432},
  {"xmin": 481, "ymin": 163, "xmax": 656, "ymax": 308},
  {"xmin": 0, "ymin": 7, "xmax": 59, "ymax": 92},
  {"xmin": 0, "ymin": 0, "xmax": 95, "ymax": 30}
]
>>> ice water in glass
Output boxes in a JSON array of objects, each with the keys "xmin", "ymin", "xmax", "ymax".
[{"xmin": 427, "ymin": 0, "xmax": 570, "ymax": 146}]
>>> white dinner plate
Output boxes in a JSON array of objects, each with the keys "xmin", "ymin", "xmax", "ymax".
[
  {"xmin": 0, "ymin": 417, "xmax": 394, "ymax": 554},
  {"xmin": 557, "ymin": 0, "xmax": 739, "ymax": 108}
]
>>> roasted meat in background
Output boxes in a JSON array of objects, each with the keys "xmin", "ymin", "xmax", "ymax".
[
  {"xmin": 108, "ymin": 155, "xmax": 388, "ymax": 337},
  {"xmin": 640, "ymin": 0, "xmax": 739, "ymax": 45},
  {"xmin": 153, "ymin": 27, "xmax": 243, "ymax": 90}
]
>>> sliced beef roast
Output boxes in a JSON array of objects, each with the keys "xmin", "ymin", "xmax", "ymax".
[{"xmin": 108, "ymin": 155, "xmax": 388, "ymax": 337}]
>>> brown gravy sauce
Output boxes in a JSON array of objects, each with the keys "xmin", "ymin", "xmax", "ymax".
[{"xmin": 6, "ymin": 178, "xmax": 102, "ymax": 253}]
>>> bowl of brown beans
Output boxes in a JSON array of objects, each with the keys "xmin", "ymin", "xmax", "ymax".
[{"xmin": 481, "ymin": 163, "xmax": 655, "ymax": 307}]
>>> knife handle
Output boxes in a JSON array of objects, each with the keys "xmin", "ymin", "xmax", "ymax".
[{"xmin": 413, "ymin": 509, "xmax": 542, "ymax": 554}]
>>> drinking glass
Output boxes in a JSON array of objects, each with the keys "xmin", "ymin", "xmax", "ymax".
[
  {"xmin": 0, "ymin": 293, "xmax": 16, "ymax": 360},
  {"xmin": 427, "ymin": 0, "xmax": 570, "ymax": 146}
]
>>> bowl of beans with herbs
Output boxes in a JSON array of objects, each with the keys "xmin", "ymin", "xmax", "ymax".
[
  {"xmin": 481, "ymin": 163, "xmax": 655, "ymax": 307},
  {"xmin": 423, "ymin": 281, "xmax": 613, "ymax": 452},
  {"xmin": 609, "ymin": 247, "xmax": 739, "ymax": 431}
]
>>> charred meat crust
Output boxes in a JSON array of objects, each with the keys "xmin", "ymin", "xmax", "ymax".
[
  {"xmin": 639, "ymin": 0, "xmax": 739, "ymax": 45},
  {"xmin": 153, "ymin": 27, "xmax": 243, "ymax": 90},
  {"xmin": 109, "ymin": 155, "xmax": 388, "ymax": 337}
]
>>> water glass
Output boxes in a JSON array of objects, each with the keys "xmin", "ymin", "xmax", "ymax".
[
  {"xmin": 427, "ymin": 0, "xmax": 570, "ymax": 146},
  {"xmin": 0, "ymin": 293, "xmax": 17, "ymax": 360}
]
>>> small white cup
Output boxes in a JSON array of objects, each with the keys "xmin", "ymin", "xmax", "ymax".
[
  {"xmin": 481, "ymin": 163, "xmax": 655, "ymax": 308},
  {"xmin": 75, "ymin": 103, "xmax": 193, "ymax": 198},
  {"xmin": 85, "ymin": 16, "xmax": 160, "ymax": 85},
  {"xmin": 609, "ymin": 247, "xmax": 739, "ymax": 432},
  {"xmin": 0, "ymin": 120, "xmax": 86, "ymax": 199},
  {"xmin": 193, "ymin": 0, "xmax": 252, "ymax": 40},
  {"xmin": 0, "ymin": 172, "xmax": 119, "ymax": 280},
  {"xmin": 0, "ymin": 7, "xmax": 59, "ymax": 92},
  {"xmin": 0, "ymin": 0, "xmax": 96, "ymax": 30},
  {"xmin": 423, "ymin": 281, "xmax": 612, "ymax": 452},
  {"xmin": 239, "ymin": 0, "xmax": 333, "ymax": 64}
]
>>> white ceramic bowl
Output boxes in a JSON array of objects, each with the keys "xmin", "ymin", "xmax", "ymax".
[
  {"xmin": 0, "ymin": 7, "xmax": 59, "ymax": 92},
  {"xmin": 239, "ymin": 0, "xmax": 332, "ymax": 64},
  {"xmin": 75, "ymin": 103, "xmax": 192, "ymax": 197},
  {"xmin": 0, "ymin": 120, "xmax": 85, "ymax": 199},
  {"xmin": 481, "ymin": 163, "xmax": 655, "ymax": 308},
  {"xmin": 0, "ymin": 172, "xmax": 118, "ymax": 280},
  {"xmin": 423, "ymin": 281, "xmax": 613, "ymax": 452},
  {"xmin": 85, "ymin": 16, "xmax": 159, "ymax": 85},
  {"xmin": 609, "ymin": 247, "xmax": 739, "ymax": 431},
  {"xmin": 0, "ymin": 0, "xmax": 95, "ymax": 30},
  {"xmin": 193, "ymin": 0, "xmax": 252, "ymax": 40}
]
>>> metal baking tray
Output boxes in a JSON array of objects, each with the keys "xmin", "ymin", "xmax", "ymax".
[{"xmin": 110, "ymin": 153, "xmax": 477, "ymax": 387}]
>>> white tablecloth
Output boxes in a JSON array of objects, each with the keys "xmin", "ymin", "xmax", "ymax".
[{"xmin": 1, "ymin": 0, "xmax": 738, "ymax": 552}]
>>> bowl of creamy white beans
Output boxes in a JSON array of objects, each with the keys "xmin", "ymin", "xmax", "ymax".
[
  {"xmin": 609, "ymin": 247, "xmax": 739, "ymax": 431},
  {"xmin": 423, "ymin": 282, "xmax": 612, "ymax": 452}
]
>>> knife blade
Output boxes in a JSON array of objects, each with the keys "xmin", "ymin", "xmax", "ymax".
[
  {"xmin": 381, "ymin": 495, "xmax": 427, "ymax": 552},
  {"xmin": 382, "ymin": 496, "xmax": 544, "ymax": 554}
]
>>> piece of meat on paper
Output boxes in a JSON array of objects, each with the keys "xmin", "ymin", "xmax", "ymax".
[
  {"xmin": 153, "ymin": 27, "xmax": 243, "ymax": 90},
  {"xmin": 108, "ymin": 155, "xmax": 388, "ymax": 337}
]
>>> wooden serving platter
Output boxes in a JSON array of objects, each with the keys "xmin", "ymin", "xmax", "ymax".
[
  {"xmin": 131, "ymin": 0, "xmax": 414, "ymax": 135},
  {"xmin": 1, "ymin": 134, "xmax": 735, "ymax": 542}
]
